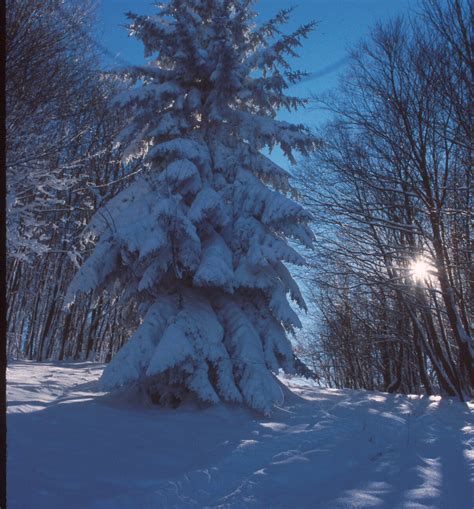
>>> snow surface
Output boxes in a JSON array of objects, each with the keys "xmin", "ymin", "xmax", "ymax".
[{"xmin": 7, "ymin": 361, "xmax": 473, "ymax": 509}]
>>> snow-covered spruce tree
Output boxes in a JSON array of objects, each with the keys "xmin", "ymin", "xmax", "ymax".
[{"xmin": 67, "ymin": 0, "xmax": 317, "ymax": 415}]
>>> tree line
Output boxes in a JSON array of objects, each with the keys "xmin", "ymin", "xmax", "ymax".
[
  {"xmin": 6, "ymin": 0, "xmax": 472, "ymax": 401},
  {"xmin": 296, "ymin": 0, "xmax": 472, "ymax": 399},
  {"xmin": 6, "ymin": 0, "xmax": 138, "ymax": 362}
]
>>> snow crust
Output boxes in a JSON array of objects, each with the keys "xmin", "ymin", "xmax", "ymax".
[{"xmin": 8, "ymin": 361, "xmax": 474, "ymax": 509}]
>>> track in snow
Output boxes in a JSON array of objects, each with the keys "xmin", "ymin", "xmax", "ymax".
[{"xmin": 7, "ymin": 360, "xmax": 473, "ymax": 508}]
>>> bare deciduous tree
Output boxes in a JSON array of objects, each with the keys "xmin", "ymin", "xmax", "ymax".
[{"xmin": 297, "ymin": 0, "xmax": 472, "ymax": 399}]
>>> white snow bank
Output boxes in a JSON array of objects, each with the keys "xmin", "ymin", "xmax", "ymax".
[{"xmin": 7, "ymin": 361, "xmax": 473, "ymax": 508}]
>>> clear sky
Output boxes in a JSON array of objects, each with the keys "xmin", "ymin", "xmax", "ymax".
[{"xmin": 95, "ymin": 0, "xmax": 419, "ymax": 167}]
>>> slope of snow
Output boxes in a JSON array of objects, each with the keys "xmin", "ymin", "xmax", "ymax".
[{"xmin": 7, "ymin": 361, "xmax": 473, "ymax": 509}]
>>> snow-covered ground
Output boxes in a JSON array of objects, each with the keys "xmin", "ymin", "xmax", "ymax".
[{"xmin": 7, "ymin": 361, "xmax": 473, "ymax": 509}]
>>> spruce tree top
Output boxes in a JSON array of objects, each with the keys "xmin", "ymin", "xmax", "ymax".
[{"xmin": 67, "ymin": 0, "xmax": 317, "ymax": 415}]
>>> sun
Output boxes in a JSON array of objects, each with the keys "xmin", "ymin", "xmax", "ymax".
[{"xmin": 410, "ymin": 258, "xmax": 431, "ymax": 282}]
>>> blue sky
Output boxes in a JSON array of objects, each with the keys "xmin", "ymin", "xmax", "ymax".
[{"xmin": 96, "ymin": 0, "xmax": 418, "ymax": 167}]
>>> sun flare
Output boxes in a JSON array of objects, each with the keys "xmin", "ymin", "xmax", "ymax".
[{"xmin": 410, "ymin": 258, "xmax": 431, "ymax": 282}]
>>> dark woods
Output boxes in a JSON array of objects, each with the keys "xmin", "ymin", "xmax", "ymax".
[
  {"xmin": 6, "ymin": 0, "xmax": 137, "ymax": 362},
  {"xmin": 296, "ymin": 0, "xmax": 473, "ymax": 400},
  {"xmin": 6, "ymin": 0, "xmax": 472, "ymax": 400}
]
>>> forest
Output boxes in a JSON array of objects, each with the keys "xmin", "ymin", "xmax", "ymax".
[
  {"xmin": 5, "ymin": 1, "xmax": 473, "ymax": 508},
  {"xmin": 6, "ymin": 0, "xmax": 472, "ymax": 402}
]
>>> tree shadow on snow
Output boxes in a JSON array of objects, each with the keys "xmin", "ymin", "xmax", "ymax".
[
  {"xmin": 7, "ymin": 371, "xmax": 473, "ymax": 509},
  {"xmin": 7, "ymin": 377, "xmax": 259, "ymax": 509},
  {"xmin": 316, "ymin": 394, "xmax": 473, "ymax": 509}
]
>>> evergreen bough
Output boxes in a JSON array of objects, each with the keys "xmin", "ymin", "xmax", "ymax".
[{"xmin": 67, "ymin": 0, "xmax": 317, "ymax": 415}]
